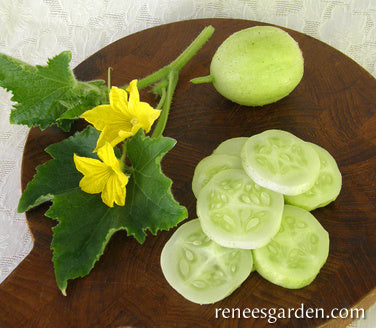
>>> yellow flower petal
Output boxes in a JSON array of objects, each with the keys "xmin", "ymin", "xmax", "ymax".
[
  {"xmin": 114, "ymin": 167, "xmax": 129, "ymax": 186},
  {"xmin": 109, "ymin": 86, "xmax": 129, "ymax": 114},
  {"xmin": 80, "ymin": 105, "xmax": 123, "ymax": 131},
  {"xmin": 114, "ymin": 175, "xmax": 127, "ymax": 206},
  {"xmin": 73, "ymin": 145, "xmax": 129, "ymax": 208},
  {"xmin": 73, "ymin": 154, "xmax": 107, "ymax": 176},
  {"xmin": 81, "ymin": 82, "xmax": 160, "ymax": 150},
  {"xmin": 95, "ymin": 126, "xmax": 133, "ymax": 151},
  {"xmin": 132, "ymin": 101, "xmax": 161, "ymax": 133},
  {"xmin": 79, "ymin": 172, "xmax": 110, "ymax": 194},
  {"xmin": 118, "ymin": 130, "xmax": 134, "ymax": 140},
  {"xmin": 97, "ymin": 142, "xmax": 120, "ymax": 168},
  {"xmin": 130, "ymin": 123, "xmax": 143, "ymax": 136},
  {"xmin": 101, "ymin": 174, "xmax": 127, "ymax": 207},
  {"xmin": 114, "ymin": 185, "xmax": 127, "ymax": 207},
  {"xmin": 126, "ymin": 80, "xmax": 140, "ymax": 107}
]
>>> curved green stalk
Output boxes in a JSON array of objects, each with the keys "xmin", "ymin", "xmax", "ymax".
[
  {"xmin": 169, "ymin": 25, "xmax": 215, "ymax": 72},
  {"xmin": 152, "ymin": 70, "xmax": 179, "ymax": 138},
  {"xmin": 120, "ymin": 25, "xmax": 215, "ymax": 139},
  {"xmin": 125, "ymin": 25, "xmax": 215, "ymax": 139},
  {"xmin": 107, "ymin": 67, "xmax": 113, "ymax": 92},
  {"xmin": 122, "ymin": 25, "xmax": 215, "ymax": 91},
  {"xmin": 156, "ymin": 87, "xmax": 167, "ymax": 110},
  {"xmin": 190, "ymin": 75, "xmax": 214, "ymax": 84},
  {"xmin": 119, "ymin": 142, "xmax": 127, "ymax": 170}
]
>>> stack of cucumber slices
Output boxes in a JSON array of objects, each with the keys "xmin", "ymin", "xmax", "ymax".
[{"xmin": 161, "ymin": 129, "xmax": 341, "ymax": 304}]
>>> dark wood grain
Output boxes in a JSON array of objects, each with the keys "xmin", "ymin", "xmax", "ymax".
[{"xmin": 1, "ymin": 18, "xmax": 376, "ymax": 328}]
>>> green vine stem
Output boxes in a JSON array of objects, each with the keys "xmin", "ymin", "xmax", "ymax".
[
  {"xmin": 107, "ymin": 67, "xmax": 113, "ymax": 92},
  {"xmin": 132, "ymin": 25, "xmax": 215, "ymax": 91},
  {"xmin": 190, "ymin": 75, "xmax": 214, "ymax": 84},
  {"xmin": 119, "ymin": 142, "xmax": 127, "ymax": 168},
  {"xmin": 151, "ymin": 70, "xmax": 179, "ymax": 138},
  {"xmin": 121, "ymin": 25, "xmax": 214, "ymax": 138},
  {"xmin": 156, "ymin": 87, "xmax": 167, "ymax": 110}
]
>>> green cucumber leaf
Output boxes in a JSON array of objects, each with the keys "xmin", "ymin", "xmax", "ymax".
[
  {"xmin": 19, "ymin": 126, "xmax": 187, "ymax": 294},
  {"xmin": 17, "ymin": 126, "xmax": 100, "ymax": 212},
  {"xmin": 47, "ymin": 190, "xmax": 124, "ymax": 295},
  {"xmin": 123, "ymin": 129, "xmax": 188, "ymax": 238},
  {"xmin": 57, "ymin": 80, "xmax": 109, "ymax": 121},
  {"xmin": 0, "ymin": 51, "xmax": 108, "ymax": 131}
]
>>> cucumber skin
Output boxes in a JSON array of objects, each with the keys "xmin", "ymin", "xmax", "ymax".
[
  {"xmin": 192, "ymin": 153, "xmax": 242, "ymax": 198},
  {"xmin": 213, "ymin": 137, "xmax": 248, "ymax": 157},
  {"xmin": 284, "ymin": 142, "xmax": 342, "ymax": 211},
  {"xmin": 210, "ymin": 26, "xmax": 304, "ymax": 107},
  {"xmin": 253, "ymin": 257, "xmax": 319, "ymax": 289}
]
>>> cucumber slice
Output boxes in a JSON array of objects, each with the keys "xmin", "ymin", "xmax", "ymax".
[
  {"xmin": 160, "ymin": 219, "xmax": 253, "ymax": 304},
  {"xmin": 213, "ymin": 137, "xmax": 248, "ymax": 157},
  {"xmin": 284, "ymin": 143, "xmax": 342, "ymax": 210},
  {"xmin": 241, "ymin": 130, "xmax": 320, "ymax": 196},
  {"xmin": 197, "ymin": 169, "xmax": 284, "ymax": 249},
  {"xmin": 253, "ymin": 205, "xmax": 329, "ymax": 289},
  {"xmin": 192, "ymin": 154, "xmax": 242, "ymax": 198}
]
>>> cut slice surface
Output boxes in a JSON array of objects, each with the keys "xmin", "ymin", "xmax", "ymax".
[
  {"xmin": 253, "ymin": 205, "xmax": 329, "ymax": 289},
  {"xmin": 197, "ymin": 169, "xmax": 284, "ymax": 249},
  {"xmin": 284, "ymin": 142, "xmax": 342, "ymax": 210},
  {"xmin": 241, "ymin": 130, "xmax": 320, "ymax": 195},
  {"xmin": 213, "ymin": 137, "xmax": 248, "ymax": 157},
  {"xmin": 192, "ymin": 153, "xmax": 242, "ymax": 198},
  {"xmin": 160, "ymin": 219, "xmax": 253, "ymax": 304}
]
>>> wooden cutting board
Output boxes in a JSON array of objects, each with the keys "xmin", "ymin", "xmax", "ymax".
[{"xmin": 1, "ymin": 18, "xmax": 376, "ymax": 328}]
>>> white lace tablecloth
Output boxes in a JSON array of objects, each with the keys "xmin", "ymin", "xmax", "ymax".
[{"xmin": 0, "ymin": 1, "xmax": 375, "ymax": 327}]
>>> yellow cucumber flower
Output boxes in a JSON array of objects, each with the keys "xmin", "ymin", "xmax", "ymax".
[
  {"xmin": 81, "ymin": 80, "xmax": 161, "ymax": 151},
  {"xmin": 73, "ymin": 142, "xmax": 129, "ymax": 208}
]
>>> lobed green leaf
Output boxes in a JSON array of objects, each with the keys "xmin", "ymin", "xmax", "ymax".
[
  {"xmin": 19, "ymin": 127, "xmax": 187, "ymax": 294},
  {"xmin": 18, "ymin": 126, "xmax": 100, "ymax": 212},
  {"xmin": 0, "ymin": 51, "xmax": 108, "ymax": 131}
]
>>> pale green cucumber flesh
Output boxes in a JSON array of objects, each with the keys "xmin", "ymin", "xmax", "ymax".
[
  {"xmin": 213, "ymin": 137, "xmax": 248, "ymax": 157},
  {"xmin": 160, "ymin": 219, "xmax": 253, "ymax": 304},
  {"xmin": 197, "ymin": 168, "xmax": 284, "ymax": 249},
  {"xmin": 253, "ymin": 205, "xmax": 329, "ymax": 289},
  {"xmin": 284, "ymin": 142, "xmax": 342, "ymax": 210},
  {"xmin": 192, "ymin": 153, "xmax": 242, "ymax": 198},
  {"xmin": 241, "ymin": 129, "xmax": 320, "ymax": 196}
]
